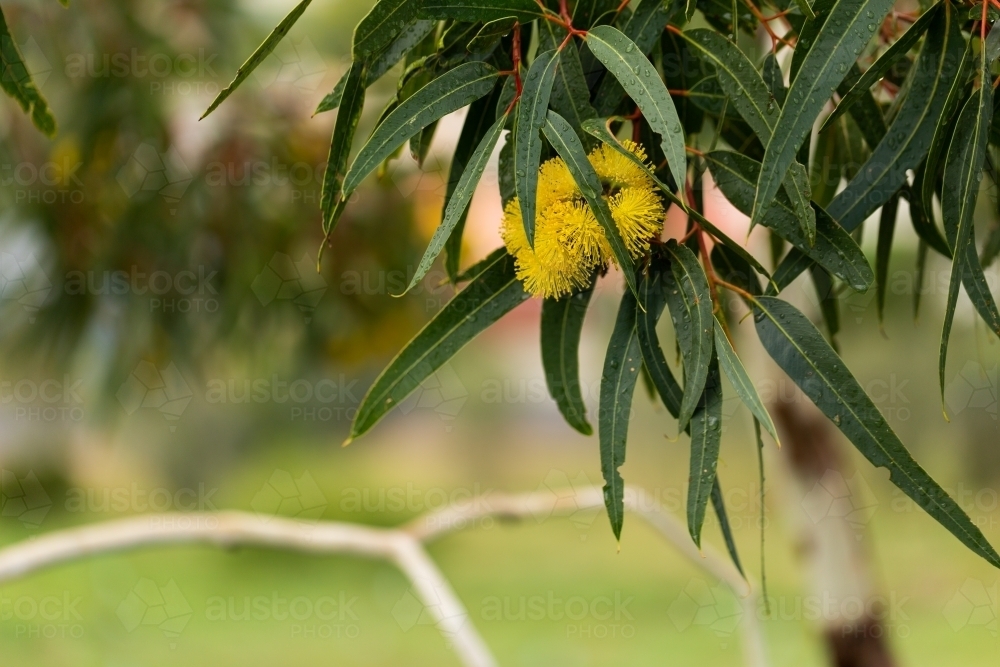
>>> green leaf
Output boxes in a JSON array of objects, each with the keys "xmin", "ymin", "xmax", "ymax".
[
  {"xmin": 907, "ymin": 171, "xmax": 952, "ymax": 257},
  {"xmin": 875, "ymin": 192, "xmax": 898, "ymax": 325},
  {"xmin": 821, "ymin": 2, "xmax": 940, "ymax": 131},
  {"xmin": 763, "ymin": 53, "xmax": 786, "ymax": 106},
  {"xmin": 542, "ymin": 282, "xmax": 596, "ymax": 435},
  {"xmin": 710, "ymin": 477, "xmax": 745, "ymax": 577},
  {"xmin": 320, "ymin": 62, "xmax": 367, "ymax": 233},
  {"xmin": 0, "ymin": 9, "xmax": 57, "ymax": 136},
  {"xmin": 713, "ymin": 317, "xmax": 779, "ymax": 443},
  {"xmin": 353, "ymin": 0, "xmax": 422, "ymax": 60},
  {"xmin": 349, "ymin": 251, "xmax": 528, "ymax": 442},
  {"xmin": 793, "ymin": 0, "xmax": 818, "ymax": 20},
  {"xmin": 201, "ymin": 0, "xmax": 313, "ymax": 120},
  {"xmin": 469, "ymin": 16, "xmax": 518, "ymax": 51},
  {"xmin": 537, "ymin": 25, "xmax": 598, "ymax": 143},
  {"xmin": 342, "ymin": 62, "xmax": 499, "ymax": 197},
  {"xmin": 515, "ymin": 50, "xmax": 560, "ymax": 245},
  {"xmin": 542, "ymin": 111, "xmax": 639, "ymax": 299},
  {"xmin": 315, "ymin": 20, "xmax": 437, "ymax": 115},
  {"xmin": 711, "ymin": 245, "xmax": 761, "ymax": 296},
  {"xmin": 810, "ymin": 264, "xmax": 841, "ymax": 343},
  {"xmin": 705, "ymin": 151, "xmax": 873, "ymax": 291},
  {"xmin": 581, "ymin": 119, "xmax": 771, "ymax": 279},
  {"xmin": 419, "ymin": 0, "xmax": 542, "ymax": 22},
  {"xmin": 403, "ymin": 112, "xmax": 508, "ymax": 294},
  {"xmin": 600, "ymin": 288, "xmax": 642, "ymax": 540},
  {"xmin": 663, "ymin": 240, "xmax": 714, "ymax": 432},
  {"xmin": 444, "ymin": 82, "xmax": 506, "ymax": 281},
  {"xmin": 941, "ymin": 79, "xmax": 998, "ymax": 406},
  {"xmin": 752, "ymin": 0, "xmax": 896, "ymax": 225},
  {"xmin": 454, "ymin": 247, "xmax": 507, "ymax": 283},
  {"xmin": 688, "ymin": 352, "xmax": 722, "ymax": 547},
  {"xmin": 753, "ymin": 295, "xmax": 1000, "ymax": 569},
  {"xmin": 826, "ymin": 1, "xmax": 966, "ymax": 233},
  {"xmin": 922, "ymin": 45, "xmax": 971, "ymax": 217},
  {"xmin": 587, "ymin": 25, "xmax": 687, "ymax": 191},
  {"xmin": 637, "ymin": 257, "xmax": 685, "ymax": 418},
  {"xmin": 680, "ymin": 30, "xmax": 816, "ymax": 240}
]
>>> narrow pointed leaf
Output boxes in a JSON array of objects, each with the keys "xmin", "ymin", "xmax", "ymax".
[
  {"xmin": 753, "ymin": 295, "xmax": 1000, "ymax": 569},
  {"xmin": 342, "ymin": 62, "xmax": 499, "ymax": 197},
  {"xmin": 516, "ymin": 50, "xmax": 559, "ymax": 245},
  {"xmin": 469, "ymin": 17, "xmax": 518, "ymax": 52},
  {"xmin": 320, "ymin": 62, "xmax": 367, "ymax": 232},
  {"xmin": 961, "ymin": 239, "xmax": 1000, "ymax": 337},
  {"xmin": 0, "ymin": 8, "xmax": 57, "ymax": 135},
  {"xmin": 419, "ymin": 0, "xmax": 542, "ymax": 22},
  {"xmin": 713, "ymin": 317, "xmax": 779, "ymax": 443},
  {"xmin": 875, "ymin": 193, "xmax": 898, "ymax": 324},
  {"xmin": 907, "ymin": 172, "xmax": 952, "ymax": 257},
  {"xmin": 706, "ymin": 150, "xmax": 873, "ymax": 291},
  {"xmin": 586, "ymin": 25, "xmax": 687, "ymax": 191},
  {"xmin": 542, "ymin": 281, "xmax": 596, "ymax": 435},
  {"xmin": 353, "ymin": 0, "xmax": 422, "ymax": 60},
  {"xmin": 543, "ymin": 111, "xmax": 639, "ymax": 298},
  {"xmin": 688, "ymin": 352, "xmax": 722, "ymax": 547},
  {"xmin": 940, "ymin": 81, "xmax": 992, "ymax": 405},
  {"xmin": 826, "ymin": 2, "xmax": 966, "ymax": 232},
  {"xmin": 822, "ymin": 2, "xmax": 940, "ymax": 131},
  {"xmin": 663, "ymin": 240, "xmax": 714, "ymax": 432},
  {"xmin": 201, "ymin": 0, "xmax": 313, "ymax": 119},
  {"xmin": 637, "ymin": 255, "xmax": 684, "ymax": 417},
  {"xmin": 349, "ymin": 251, "xmax": 528, "ymax": 441},
  {"xmin": 752, "ymin": 0, "xmax": 896, "ymax": 225},
  {"xmin": 600, "ymin": 289, "xmax": 642, "ymax": 540},
  {"xmin": 711, "ymin": 477, "xmax": 745, "ymax": 577},
  {"xmin": 922, "ymin": 44, "xmax": 971, "ymax": 216},
  {"xmin": 404, "ymin": 113, "xmax": 508, "ymax": 294}
]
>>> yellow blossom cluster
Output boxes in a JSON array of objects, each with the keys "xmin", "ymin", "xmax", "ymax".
[{"xmin": 501, "ymin": 141, "xmax": 664, "ymax": 299}]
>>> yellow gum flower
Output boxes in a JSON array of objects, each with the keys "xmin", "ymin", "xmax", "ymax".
[{"xmin": 501, "ymin": 140, "xmax": 664, "ymax": 299}]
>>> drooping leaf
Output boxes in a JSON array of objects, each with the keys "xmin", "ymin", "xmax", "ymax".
[
  {"xmin": 688, "ymin": 352, "xmax": 722, "ymax": 547},
  {"xmin": 826, "ymin": 1, "xmax": 966, "ymax": 233},
  {"xmin": 921, "ymin": 43, "xmax": 971, "ymax": 217},
  {"xmin": 349, "ymin": 251, "xmax": 528, "ymax": 442},
  {"xmin": 939, "ymin": 79, "xmax": 993, "ymax": 409},
  {"xmin": 907, "ymin": 171, "xmax": 952, "ymax": 257},
  {"xmin": 542, "ymin": 111, "xmax": 639, "ymax": 298},
  {"xmin": 587, "ymin": 25, "xmax": 687, "ymax": 191},
  {"xmin": 0, "ymin": 8, "xmax": 57, "ymax": 136},
  {"xmin": 752, "ymin": 0, "xmax": 896, "ymax": 225},
  {"xmin": 663, "ymin": 240, "xmax": 714, "ymax": 432},
  {"xmin": 875, "ymin": 192, "xmax": 898, "ymax": 325},
  {"xmin": 353, "ymin": 0, "xmax": 422, "ymax": 60},
  {"xmin": 763, "ymin": 53, "xmax": 786, "ymax": 107},
  {"xmin": 515, "ymin": 50, "xmax": 559, "ymax": 245},
  {"xmin": 710, "ymin": 477, "xmax": 746, "ymax": 577},
  {"xmin": 706, "ymin": 151, "xmax": 873, "ymax": 291},
  {"xmin": 542, "ymin": 280, "xmax": 596, "ymax": 435},
  {"xmin": 201, "ymin": 0, "xmax": 313, "ymax": 119},
  {"xmin": 713, "ymin": 317, "xmax": 779, "ymax": 443},
  {"xmin": 538, "ymin": 24, "xmax": 598, "ymax": 143},
  {"xmin": 420, "ymin": 0, "xmax": 542, "ymax": 22},
  {"xmin": 711, "ymin": 245, "xmax": 762, "ymax": 297},
  {"xmin": 403, "ymin": 112, "xmax": 508, "ymax": 294},
  {"xmin": 822, "ymin": 2, "xmax": 940, "ymax": 131},
  {"xmin": 316, "ymin": 20, "xmax": 438, "ymax": 115},
  {"xmin": 444, "ymin": 81, "xmax": 506, "ymax": 281},
  {"xmin": 810, "ymin": 264, "xmax": 841, "ymax": 344},
  {"xmin": 753, "ymin": 295, "xmax": 1000, "ymax": 569},
  {"xmin": 342, "ymin": 62, "xmax": 499, "ymax": 197},
  {"xmin": 320, "ymin": 62, "xmax": 367, "ymax": 233},
  {"xmin": 600, "ymin": 288, "xmax": 642, "ymax": 540},
  {"xmin": 637, "ymin": 255, "xmax": 685, "ymax": 418}
]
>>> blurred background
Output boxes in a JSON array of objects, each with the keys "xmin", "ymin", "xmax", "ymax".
[{"xmin": 0, "ymin": 0, "xmax": 998, "ymax": 665}]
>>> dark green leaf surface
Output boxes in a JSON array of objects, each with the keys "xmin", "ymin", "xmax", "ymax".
[
  {"xmin": 876, "ymin": 193, "xmax": 898, "ymax": 324},
  {"xmin": 706, "ymin": 151, "xmax": 873, "ymax": 291},
  {"xmin": 542, "ymin": 282, "xmax": 596, "ymax": 435},
  {"xmin": 349, "ymin": 251, "xmax": 528, "ymax": 441},
  {"xmin": 637, "ymin": 255, "xmax": 684, "ymax": 418},
  {"xmin": 922, "ymin": 44, "xmax": 971, "ymax": 216},
  {"xmin": 516, "ymin": 50, "xmax": 559, "ymax": 245},
  {"xmin": 600, "ymin": 289, "xmax": 642, "ymax": 540},
  {"xmin": 753, "ymin": 0, "xmax": 895, "ymax": 225},
  {"xmin": 320, "ymin": 62, "xmax": 367, "ymax": 232},
  {"xmin": 713, "ymin": 317, "xmax": 779, "ymax": 443},
  {"xmin": 822, "ymin": 2, "xmax": 939, "ymax": 131},
  {"xmin": 405, "ymin": 112, "xmax": 508, "ymax": 294},
  {"xmin": 663, "ymin": 240, "xmax": 714, "ymax": 432},
  {"xmin": 543, "ymin": 111, "xmax": 639, "ymax": 298},
  {"xmin": 353, "ymin": 0, "xmax": 421, "ymax": 60},
  {"xmin": 710, "ymin": 477, "xmax": 745, "ymax": 577},
  {"xmin": 940, "ymin": 81, "xmax": 992, "ymax": 407},
  {"xmin": 754, "ymin": 296, "xmax": 1000, "ymax": 569},
  {"xmin": 826, "ymin": 2, "xmax": 965, "ymax": 232},
  {"xmin": 420, "ymin": 0, "xmax": 542, "ymax": 22},
  {"xmin": 469, "ymin": 17, "xmax": 518, "ymax": 51},
  {"xmin": 687, "ymin": 352, "xmax": 721, "ymax": 547},
  {"xmin": 342, "ymin": 62, "xmax": 499, "ymax": 196},
  {"xmin": 201, "ymin": 0, "xmax": 313, "ymax": 119},
  {"xmin": 0, "ymin": 8, "xmax": 57, "ymax": 135},
  {"xmin": 587, "ymin": 25, "xmax": 687, "ymax": 191}
]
